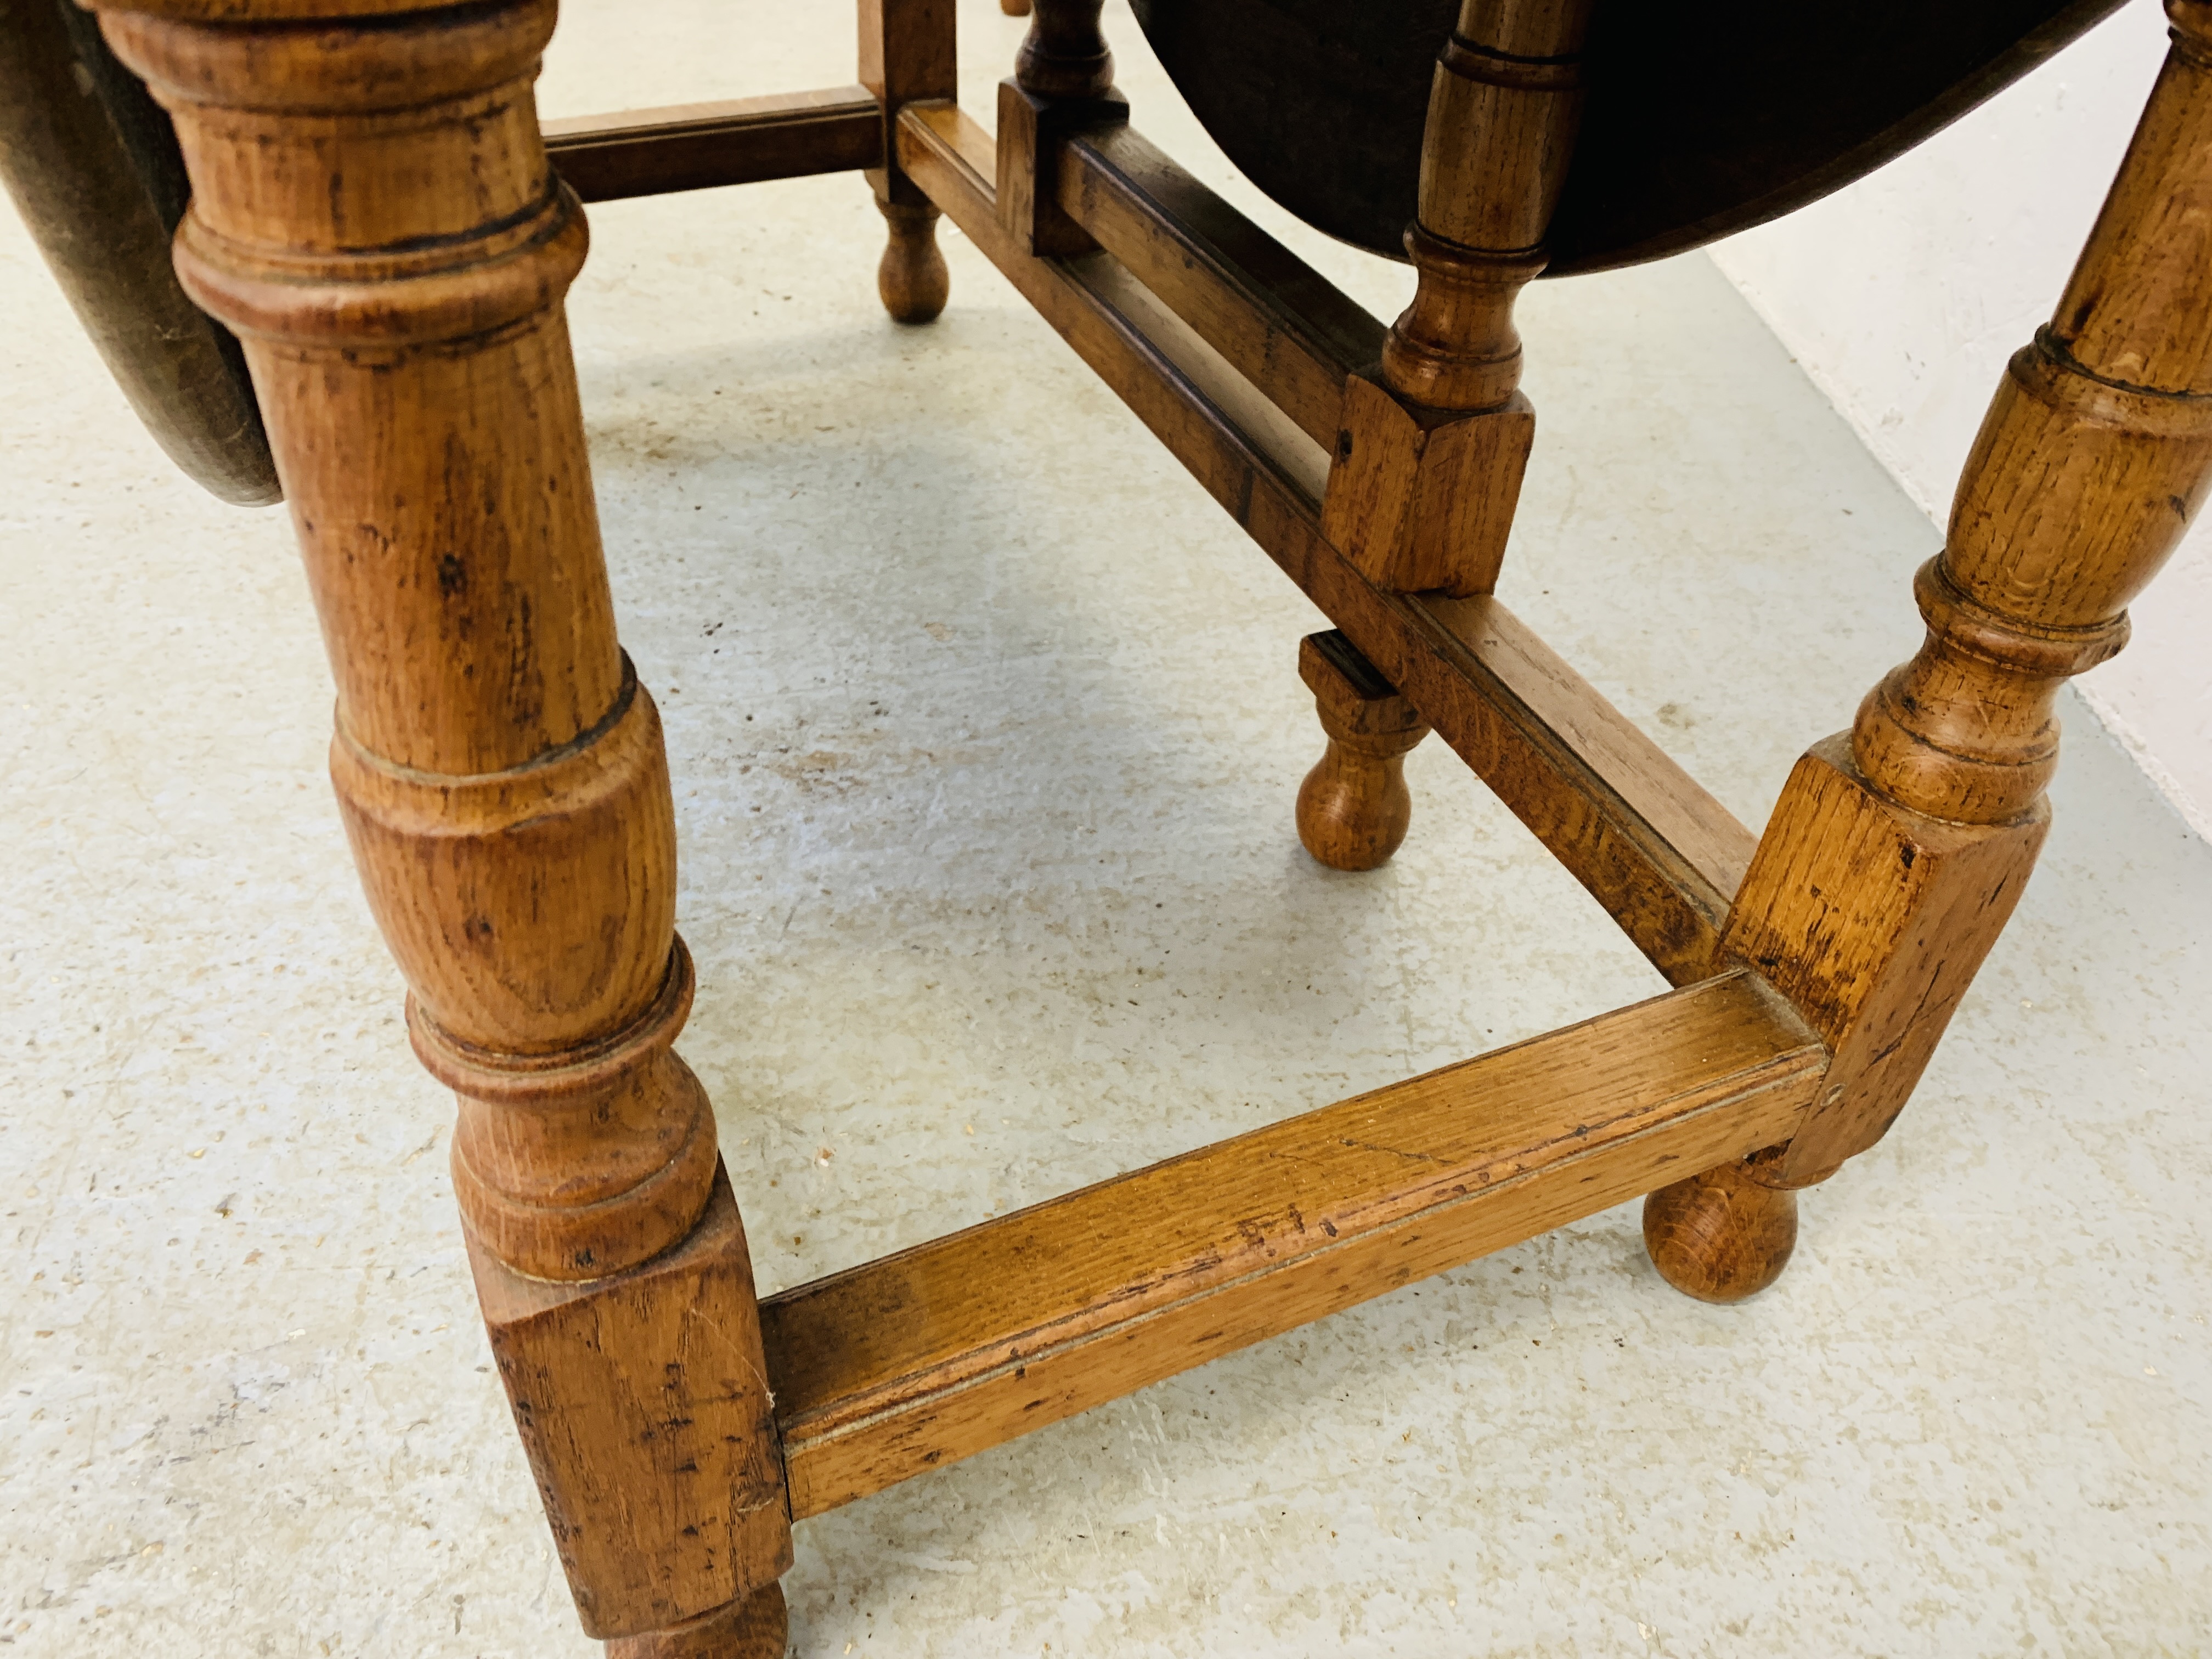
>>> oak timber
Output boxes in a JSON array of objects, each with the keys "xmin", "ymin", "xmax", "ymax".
[
  {"xmin": 92, "ymin": 0, "xmax": 794, "ymax": 1637},
  {"xmin": 543, "ymin": 88, "xmax": 882, "ymax": 202},
  {"xmin": 1055, "ymin": 124, "xmax": 1385, "ymax": 449},
  {"xmin": 1722, "ymin": 0, "xmax": 2212, "ymax": 1186},
  {"xmin": 898, "ymin": 103, "xmax": 1753, "ymax": 980},
  {"xmin": 762, "ymin": 969, "xmax": 1824, "ymax": 1517},
  {"xmin": 1641, "ymin": 1147, "xmax": 1799, "ymax": 1303}
]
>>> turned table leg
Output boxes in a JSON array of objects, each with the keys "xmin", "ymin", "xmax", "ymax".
[
  {"xmin": 1319, "ymin": 0, "xmax": 1592, "ymax": 597},
  {"xmin": 1295, "ymin": 631, "xmax": 1429, "ymax": 871},
  {"xmin": 1647, "ymin": 0, "xmax": 2212, "ymax": 1299},
  {"xmin": 862, "ymin": 0, "xmax": 952, "ymax": 321},
  {"xmin": 94, "ymin": 0, "xmax": 792, "ymax": 1646},
  {"xmin": 1293, "ymin": 0, "xmax": 1589, "ymax": 874}
]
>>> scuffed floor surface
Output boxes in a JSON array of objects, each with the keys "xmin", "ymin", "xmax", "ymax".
[{"xmin": 3, "ymin": 2, "xmax": 2209, "ymax": 1654}]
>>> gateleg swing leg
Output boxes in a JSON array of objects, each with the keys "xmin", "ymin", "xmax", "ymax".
[
  {"xmin": 93, "ymin": 0, "xmax": 792, "ymax": 1649},
  {"xmin": 1296, "ymin": 0, "xmax": 1593, "ymax": 862},
  {"xmin": 1645, "ymin": 0, "xmax": 2212, "ymax": 1299},
  {"xmin": 863, "ymin": 0, "xmax": 953, "ymax": 321}
]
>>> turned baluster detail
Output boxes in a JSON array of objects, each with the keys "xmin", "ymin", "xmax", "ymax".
[
  {"xmin": 1382, "ymin": 0, "xmax": 1592, "ymax": 408},
  {"xmin": 1295, "ymin": 631, "xmax": 1430, "ymax": 872},
  {"xmin": 95, "ymin": 1, "xmax": 789, "ymax": 1646},
  {"xmin": 1322, "ymin": 0, "xmax": 1594, "ymax": 596},
  {"xmin": 98, "ymin": 0, "xmax": 710, "ymax": 1283},
  {"xmin": 1015, "ymin": 0, "xmax": 1110, "ymax": 99},
  {"xmin": 1852, "ymin": 8, "xmax": 2212, "ymax": 823},
  {"xmin": 1650, "ymin": 0, "xmax": 2212, "ymax": 1300}
]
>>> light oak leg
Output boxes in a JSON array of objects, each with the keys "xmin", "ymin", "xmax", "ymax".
[
  {"xmin": 1650, "ymin": 0, "xmax": 2212, "ymax": 1293},
  {"xmin": 863, "ymin": 0, "xmax": 954, "ymax": 322},
  {"xmin": 95, "ymin": 0, "xmax": 791, "ymax": 1642},
  {"xmin": 1295, "ymin": 631, "xmax": 1429, "ymax": 871}
]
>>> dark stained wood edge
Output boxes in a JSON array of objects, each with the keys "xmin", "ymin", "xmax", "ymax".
[
  {"xmin": 1, "ymin": 0, "xmax": 276, "ymax": 505},
  {"xmin": 1548, "ymin": 0, "xmax": 2129, "ymax": 275},
  {"xmin": 897, "ymin": 104, "xmax": 1751, "ymax": 981},
  {"xmin": 1056, "ymin": 123, "xmax": 1385, "ymax": 449},
  {"xmin": 763, "ymin": 969, "xmax": 1822, "ymax": 1517},
  {"xmin": 543, "ymin": 87, "xmax": 883, "ymax": 204}
]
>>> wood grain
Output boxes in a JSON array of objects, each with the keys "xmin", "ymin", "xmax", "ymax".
[
  {"xmin": 898, "ymin": 103, "xmax": 1751, "ymax": 981},
  {"xmin": 93, "ymin": 1, "xmax": 792, "ymax": 1638},
  {"xmin": 764, "ymin": 970, "xmax": 1822, "ymax": 1517},
  {"xmin": 475, "ymin": 1168, "xmax": 793, "ymax": 1639},
  {"xmin": 1055, "ymin": 123, "xmax": 1384, "ymax": 450},
  {"xmin": 1014, "ymin": 0, "xmax": 1112, "ymax": 101},
  {"xmin": 603, "ymin": 1583, "xmax": 786, "ymax": 1659},
  {"xmin": 1723, "ymin": 738, "xmax": 2049, "ymax": 1184},
  {"xmin": 1316, "ymin": 0, "xmax": 1594, "ymax": 592},
  {"xmin": 861, "ymin": 0, "xmax": 956, "ymax": 313},
  {"xmin": 544, "ymin": 87, "xmax": 882, "ymax": 202},
  {"xmin": 1643, "ymin": 1150, "xmax": 1799, "ymax": 1304},
  {"xmin": 861, "ymin": 0, "xmax": 955, "ymax": 209},
  {"xmin": 996, "ymin": 75, "xmax": 1125, "ymax": 259}
]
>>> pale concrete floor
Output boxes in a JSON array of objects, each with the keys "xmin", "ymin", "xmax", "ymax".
[{"xmin": 4, "ymin": 3, "xmax": 2210, "ymax": 1655}]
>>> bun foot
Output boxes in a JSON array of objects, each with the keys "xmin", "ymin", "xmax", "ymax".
[{"xmin": 1643, "ymin": 1154, "xmax": 1799, "ymax": 1304}]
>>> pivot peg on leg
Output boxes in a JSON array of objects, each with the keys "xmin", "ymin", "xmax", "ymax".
[
  {"xmin": 876, "ymin": 200, "xmax": 949, "ymax": 324},
  {"xmin": 1643, "ymin": 1149, "xmax": 1801, "ymax": 1304},
  {"xmin": 1295, "ymin": 631, "xmax": 1430, "ymax": 872}
]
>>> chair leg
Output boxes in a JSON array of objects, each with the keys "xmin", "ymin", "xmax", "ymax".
[
  {"xmin": 1650, "ymin": 2, "xmax": 2212, "ymax": 1294},
  {"xmin": 862, "ymin": 0, "xmax": 955, "ymax": 323},
  {"xmin": 95, "ymin": 0, "xmax": 792, "ymax": 1643},
  {"xmin": 1295, "ymin": 631, "xmax": 1429, "ymax": 871}
]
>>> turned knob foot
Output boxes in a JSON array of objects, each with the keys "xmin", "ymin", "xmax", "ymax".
[
  {"xmin": 1643, "ymin": 1153, "xmax": 1800, "ymax": 1304},
  {"xmin": 1295, "ymin": 631, "xmax": 1428, "ymax": 872},
  {"xmin": 876, "ymin": 201, "xmax": 949, "ymax": 325},
  {"xmin": 605, "ymin": 1582, "xmax": 786, "ymax": 1659},
  {"xmin": 1297, "ymin": 742, "xmax": 1416, "ymax": 871}
]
